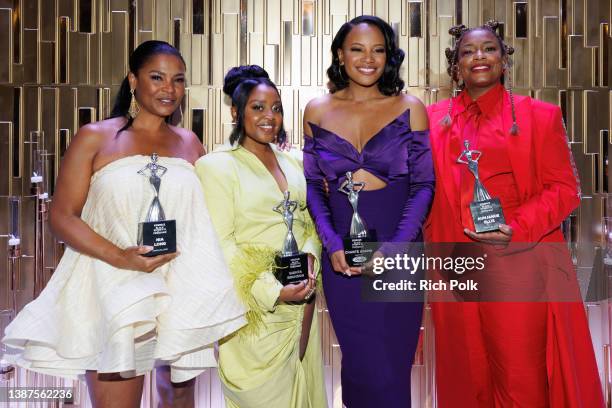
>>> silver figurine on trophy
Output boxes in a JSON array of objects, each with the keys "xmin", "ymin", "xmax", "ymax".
[
  {"xmin": 338, "ymin": 171, "xmax": 377, "ymax": 267},
  {"xmin": 137, "ymin": 153, "xmax": 177, "ymax": 256},
  {"xmin": 457, "ymin": 140, "xmax": 505, "ymax": 232},
  {"xmin": 273, "ymin": 191, "xmax": 308, "ymax": 285}
]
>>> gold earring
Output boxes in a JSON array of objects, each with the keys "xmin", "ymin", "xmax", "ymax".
[
  {"xmin": 339, "ymin": 63, "xmax": 347, "ymax": 82},
  {"xmin": 128, "ymin": 88, "xmax": 140, "ymax": 118}
]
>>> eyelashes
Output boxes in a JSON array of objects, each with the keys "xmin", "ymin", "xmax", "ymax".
[
  {"xmin": 250, "ymin": 104, "xmax": 283, "ymax": 113},
  {"xmin": 149, "ymin": 75, "xmax": 186, "ymax": 83},
  {"xmin": 348, "ymin": 47, "xmax": 386, "ymax": 53}
]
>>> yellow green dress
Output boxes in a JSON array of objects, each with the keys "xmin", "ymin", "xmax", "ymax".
[{"xmin": 195, "ymin": 143, "xmax": 327, "ymax": 408}]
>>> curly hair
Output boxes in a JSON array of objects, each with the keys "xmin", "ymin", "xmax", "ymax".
[
  {"xmin": 222, "ymin": 65, "xmax": 287, "ymax": 145},
  {"xmin": 327, "ymin": 15, "xmax": 404, "ymax": 95},
  {"xmin": 441, "ymin": 20, "xmax": 519, "ymax": 134}
]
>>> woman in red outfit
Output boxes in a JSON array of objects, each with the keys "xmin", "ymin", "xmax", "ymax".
[{"xmin": 426, "ymin": 21, "xmax": 604, "ymax": 407}]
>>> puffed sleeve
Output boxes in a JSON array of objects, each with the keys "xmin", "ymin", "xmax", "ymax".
[
  {"xmin": 508, "ymin": 106, "xmax": 580, "ymax": 242},
  {"xmin": 197, "ymin": 153, "xmax": 282, "ymax": 313},
  {"xmin": 303, "ymin": 135, "xmax": 344, "ymax": 254},
  {"xmin": 379, "ymin": 129, "xmax": 435, "ymax": 255},
  {"xmin": 195, "ymin": 154, "xmax": 239, "ymax": 262}
]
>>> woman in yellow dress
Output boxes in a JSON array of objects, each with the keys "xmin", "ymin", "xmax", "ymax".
[{"xmin": 195, "ymin": 65, "xmax": 327, "ymax": 407}]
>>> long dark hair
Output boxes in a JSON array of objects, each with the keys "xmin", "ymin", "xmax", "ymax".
[
  {"xmin": 109, "ymin": 40, "xmax": 186, "ymax": 135},
  {"xmin": 222, "ymin": 65, "xmax": 287, "ymax": 145},
  {"xmin": 327, "ymin": 15, "xmax": 404, "ymax": 95}
]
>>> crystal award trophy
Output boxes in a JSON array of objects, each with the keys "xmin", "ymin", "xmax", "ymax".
[
  {"xmin": 457, "ymin": 140, "xmax": 505, "ymax": 233},
  {"xmin": 338, "ymin": 171, "xmax": 377, "ymax": 267},
  {"xmin": 273, "ymin": 191, "xmax": 308, "ymax": 285},
  {"xmin": 137, "ymin": 153, "xmax": 177, "ymax": 257}
]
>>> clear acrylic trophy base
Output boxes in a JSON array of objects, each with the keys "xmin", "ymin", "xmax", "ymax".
[
  {"xmin": 274, "ymin": 252, "xmax": 308, "ymax": 285},
  {"xmin": 343, "ymin": 230, "xmax": 378, "ymax": 267},
  {"xmin": 137, "ymin": 220, "xmax": 177, "ymax": 257},
  {"xmin": 470, "ymin": 198, "xmax": 506, "ymax": 233}
]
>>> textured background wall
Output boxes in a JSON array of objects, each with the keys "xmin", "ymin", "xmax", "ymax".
[{"xmin": 0, "ymin": 1, "xmax": 609, "ymax": 407}]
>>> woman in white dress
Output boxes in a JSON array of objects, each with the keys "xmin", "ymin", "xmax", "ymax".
[{"xmin": 1, "ymin": 40, "xmax": 246, "ymax": 408}]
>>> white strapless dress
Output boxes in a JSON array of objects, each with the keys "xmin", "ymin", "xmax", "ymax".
[{"xmin": 2, "ymin": 155, "xmax": 247, "ymax": 382}]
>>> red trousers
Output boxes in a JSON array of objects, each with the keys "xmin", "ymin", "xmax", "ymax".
[{"xmin": 432, "ymin": 301, "xmax": 604, "ymax": 408}]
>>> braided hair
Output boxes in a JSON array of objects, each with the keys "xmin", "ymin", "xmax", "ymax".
[{"xmin": 441, "ymin": 20, "xmax": 519, "ymax": 135}]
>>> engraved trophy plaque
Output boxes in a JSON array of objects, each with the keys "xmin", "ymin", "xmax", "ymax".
[
  {"xmin": 273, "ymin": 191, "xmax": 308, "ymax": 285},
  {"xmin": 338, "ymin": 171, "xmax": 377, "ymax": 267},
  {"xmin": 457, "ymin": 140, "xmax": 505, "ymax": 233},
  {"xmin": 137, "ymin": 153, "xmax": 177, "ymax": 257}
]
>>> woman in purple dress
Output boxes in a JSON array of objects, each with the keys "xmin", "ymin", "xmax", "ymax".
[{"xmin": 303, "ymin": 15, "xmax": 434, "ymax": 407}]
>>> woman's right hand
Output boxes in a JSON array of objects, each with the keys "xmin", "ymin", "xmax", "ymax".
[
  {"xmin": 330, "ymin": 250, "xmax": 362, "ymax": 276},
  {"xmin": 279, "ymin": 273, "xmax": 316, "ymax": 302},
  {"xmin": 112, "ymin": 246, "xmax": 179, "ymax": 273}
]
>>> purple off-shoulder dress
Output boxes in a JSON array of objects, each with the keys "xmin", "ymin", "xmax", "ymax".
[{"xmin": 303, "ymin": 109, "xmax": 435, "ymax": 407}]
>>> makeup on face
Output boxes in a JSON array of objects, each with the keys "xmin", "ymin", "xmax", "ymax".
[
  {"xmin": 338, "ymin": 23, "xmax": 387, "ymax": 87},
  {"xmin": 456, "ymin": 29, "xmax": 505, "ymax": 95},
  {"xmin": 241, "ymin": 84, "xmax": 284, "ymax": 147},
  {"xmin": 132, "ymin": 53, "xmax": 186, "ymax": 117}
]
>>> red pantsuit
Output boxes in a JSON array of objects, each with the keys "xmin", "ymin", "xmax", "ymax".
[{"xmin": 426, "ymin": 84, "xmax": 604, "ymax": 407}]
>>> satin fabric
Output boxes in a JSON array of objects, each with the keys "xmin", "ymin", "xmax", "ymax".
[
  {"xmin": 426, "ymin": 85, "xmax": 604, "ymax": 408},
  {"xmin": 304, "ymin": 110, "xmax": 435, "ymax": 407}
]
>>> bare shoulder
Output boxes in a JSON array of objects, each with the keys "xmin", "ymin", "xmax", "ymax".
[
  {"xmin": 169, "ymin": 125, "xmax": 206, "ymax": 158},
  {"xmin": 304, "ymin": 94, "xmax": 334, "ymax": 127},
  {"xmin": 69, "ymin": 117, "xmax": 125, "ymax": 154},
  {"xmin": 397, "ymin": 93, "xmax": 428, "ymax": 131}
]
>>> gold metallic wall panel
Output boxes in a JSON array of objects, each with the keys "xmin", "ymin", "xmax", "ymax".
[
  {"xmin": 22, "ymin": 28, "xmax": 38, "ymax": 84},
  {"xmin": 69, "ymin": 32, "xmax": 90, "ymax": 85},
  {"xmin": 569, "ymin": 34, "xmax": 592, "ymax": 88},
  {"xmin": 222, "ymin": 13, "xmax": 240, "ymax": 82},
  {"xmin": 40, "ymin": 41, "xmax": 55, "ymax": 84},
  {"xmin": 266, "ymin": 0, "xmax": 281, "ymax": 44},
  {"xmin": 543, "ymin": 16, "xmax": 561, "ymax": 87},
  {"xmin": 58, "ymin": 0, "xmax": 76, "ymax": 25},
  {"xmin": 584, "ymin": 90, "xmax": 610, "ymax": 154},
  {"xmin": 155, "ymin": 0, "xmax": 172, "ymax": 43},
  {"xmin": 41, "ymin": 87, "xmax": 58, "ymax": 154},
  {"xmin": 0, "ymin": 1, "xmax": 610, "ymax": 407},
  {"xmin": 0, "ymin": 122, "xmax": 12, "ymax": 197},
  {"xmin": 110, "ymin": 11, "xmax": 128, "ymax": 85},
  {"xmin": 0, "ymin": 8, "xmax": 12, "ymax": 83},
  {"xmin": 249, "ymin": 31, "xmax": 265, "ymax": 68}
]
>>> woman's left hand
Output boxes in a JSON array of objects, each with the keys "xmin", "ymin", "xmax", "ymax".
[
  {"xmin": 464, "ymin": 224, "xmax": 513, "ymax": 247},
  {"xmin": 360, "ymin": 250, "xmax": 385, "ymax": 277},
  {"xmin": 305, "ymin": 254, "xmax": 317, "ymax": 300}
]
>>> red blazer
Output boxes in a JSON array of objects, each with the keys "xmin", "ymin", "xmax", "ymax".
[
  {"xmin": 425, "ymin": 91, "xmax": 580, "ymax": 244},
  {"xmin": 425, "ymin": 90, "xmax": 604, "ymax": 407}
]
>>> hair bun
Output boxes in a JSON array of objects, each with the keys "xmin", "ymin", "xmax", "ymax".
[
  {"xmin": 448, "ymin": 24, "xmax": 467, "ymax": 38},
  {"xmin": 223, "ymin": 65, "xmax": 270, "ymax": 97}
]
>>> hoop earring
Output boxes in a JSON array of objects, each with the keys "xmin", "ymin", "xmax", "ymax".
[{"xmin": 128, "ymin": 89, "xmax": 140, "ymax": 118}]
